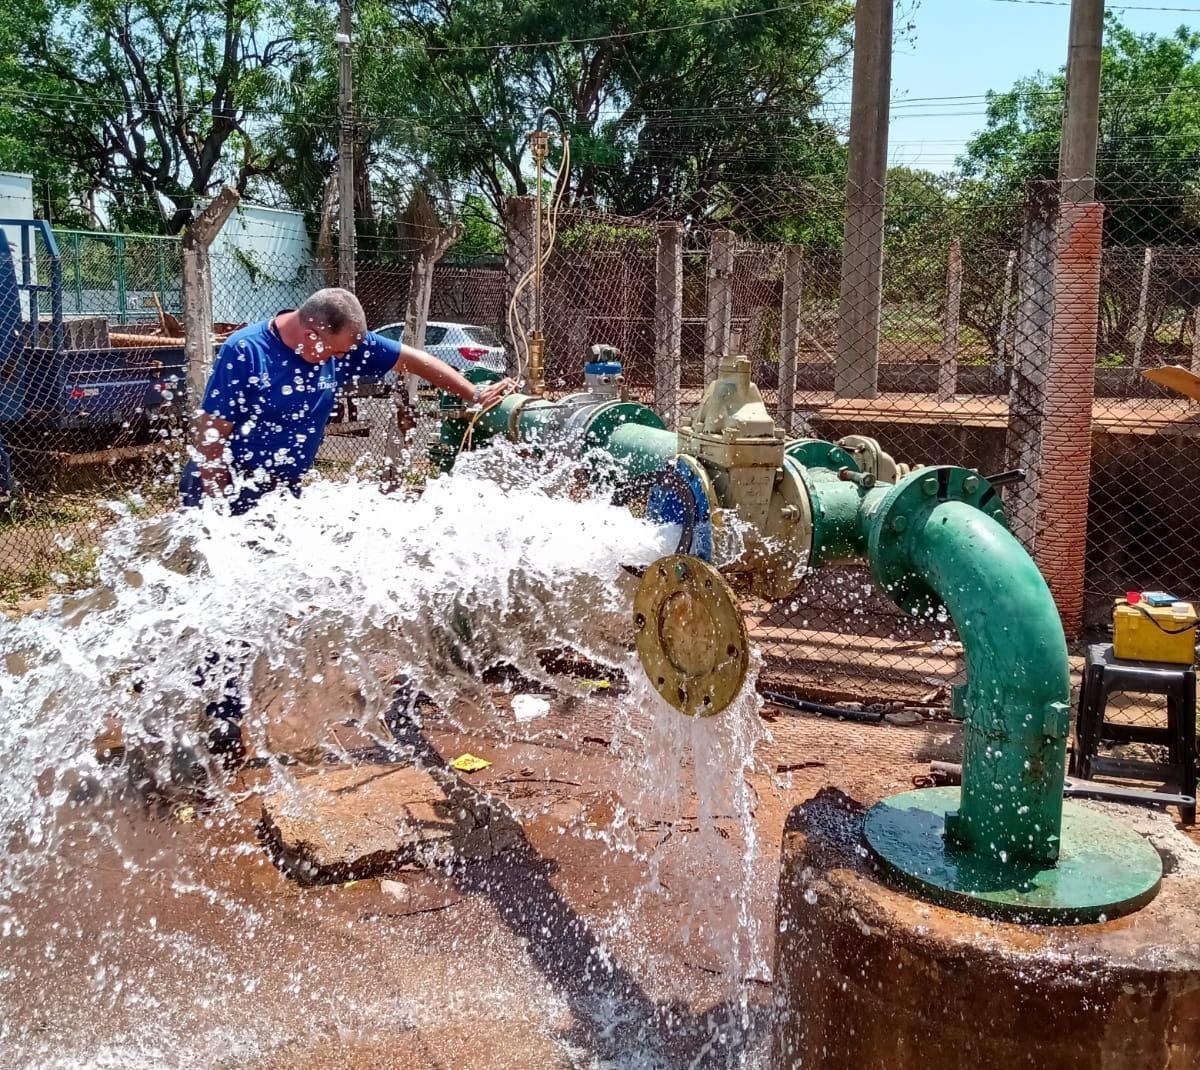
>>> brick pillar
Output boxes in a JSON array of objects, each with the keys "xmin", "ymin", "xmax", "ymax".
[{"xmin": 1033, "ymin": 201, "xmax": 1104, "ymax": 635}]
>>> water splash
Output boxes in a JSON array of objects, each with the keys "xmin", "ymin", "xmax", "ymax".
[{"xmin": 0, "ymin": 450, "xmax": 772, "ymax": 1067}]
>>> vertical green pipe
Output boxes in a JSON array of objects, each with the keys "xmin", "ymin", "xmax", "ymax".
[{"xmin": 865, "ymin": 497, "xmax": 1070, "ymax": 865}]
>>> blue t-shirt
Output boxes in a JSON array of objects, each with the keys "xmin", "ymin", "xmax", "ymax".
[{"xmin": 180, "ymin": 317, "xmax": 399, "ymax": 512}]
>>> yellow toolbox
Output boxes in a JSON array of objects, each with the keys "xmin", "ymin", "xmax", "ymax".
[{"xmin": 1113, "ymin": 593, "xmax": 1198, "ymax": 665}]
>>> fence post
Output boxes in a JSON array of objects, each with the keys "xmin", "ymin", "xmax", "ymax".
[
  {"xmin": 937, "ymin": 237, "xmax": 962, "ymax": 400},
  {"xmin": 653, "ymin": 222, "xmax": 683, "ymax": 428},
  {"xmin": 704, "ymin": 229, "xmax": 734, "ymax": 384},
  {"xmin": 778, "ymin": 245, "xmax": 804, "ymax": 434},
  {"xmin": 71, "ymin": 231, "xmax": 82, "ymax": 315},
  {"xmin": 1130, "ymin": 245, "xmax": 1154, "ymax": 368},
  {"xmin": 1033, "ymin": 200, "xmax": 1105, "ymax": 635},
  {"xmin": 1192, "ymin": 306, "xmax": 1200, "ymax": 377},
  {"xmin": 402, "ymin": 222, "xmax": 463, "ymax": 403},
  {"xmin": 504, "ymin": 196, "xmax": 536, "ymax": 380},
  {"xmin": 114, "ymin": 234, "xmax": 127, "ymax": 324},
  {"xmin": 995, "ymin": 248, "xmax": 1017, "ymax": 378},
  {"xmin": 1004, "ymin": 181, "xmax": 1059, "ymax": 553},
  {"xmin": 182, "ymin": 187, "xmax": 240, "ymax": 439}
]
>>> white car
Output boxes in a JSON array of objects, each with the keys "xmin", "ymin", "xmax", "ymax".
[{"xmin": 373, "ymin": 320, "xmax": 509, "ymax": 376}]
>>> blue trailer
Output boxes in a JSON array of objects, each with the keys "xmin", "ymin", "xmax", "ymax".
[{"xmin": 0, "ymin": 219, "xmax": 186, "ymax": 501}]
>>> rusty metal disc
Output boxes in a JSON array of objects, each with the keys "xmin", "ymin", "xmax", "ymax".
[{"xmin": 633, "ymin": 554, "xmax": 749, "ymax": 717}]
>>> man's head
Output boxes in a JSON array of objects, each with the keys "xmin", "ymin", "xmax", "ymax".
[{"xmin": 294, "ymin": 288, "xmax": 368, "ymax": 363}]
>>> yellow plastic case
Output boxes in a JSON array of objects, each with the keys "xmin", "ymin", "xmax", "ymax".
[{"xmin": 1113, "ymin": 600, "xmax": 1197, "ymax": 665}]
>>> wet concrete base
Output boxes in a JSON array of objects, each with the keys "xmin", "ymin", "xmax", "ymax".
[{"xmin": 772, "ymin": 789, "xmax": 1200, "ymax": 1070}]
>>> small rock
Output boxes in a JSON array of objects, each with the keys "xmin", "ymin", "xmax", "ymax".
[{"xmin": 884, "ymin": 709, "xmax": 924, "ymax": 727}]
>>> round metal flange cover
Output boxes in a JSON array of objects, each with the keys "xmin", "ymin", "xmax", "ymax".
[{"xmin": 633, "ymin": 554, "xmax": 749, "ymax": 717}]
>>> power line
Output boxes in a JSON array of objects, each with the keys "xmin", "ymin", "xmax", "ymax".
[
  {"xmin": 985, "ymin": 0, "xmax": 1200, "ymax": 11},
  {"xmin": 419, "ymin": 1, "xmax": 825, "ymax": 52}
]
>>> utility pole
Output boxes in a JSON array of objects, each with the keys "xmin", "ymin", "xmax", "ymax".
[
  {"xmin": 337, "ymin": 0, "xmax": 356, "ymax": 290},
  {"xmin": 835, "ymin": 0, "xmax": 893, "ymax": 399},
  {"xmin": 1059, "ymin": 0, "xmax": 1104, "ymax": 203}
]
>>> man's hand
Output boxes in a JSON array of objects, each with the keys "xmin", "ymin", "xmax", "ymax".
[{"xmin": 476, "ymin": 378, "xmax": 518, "ymax": 409}]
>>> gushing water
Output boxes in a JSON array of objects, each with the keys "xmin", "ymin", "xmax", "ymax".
[{"xmin": 0, "ymin": 452, "xmax": 772, "ymax": 1068}]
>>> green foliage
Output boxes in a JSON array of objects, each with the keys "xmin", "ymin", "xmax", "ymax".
[
  {"xmin": 0, "ymin": 0, "xmax": 293, "ymax": 233},
  {"xmin": 265, "ymin": 0, "xmax": 854, "ymax": 237},
  {"xmin": 959, "ymin": 17, "xmax": 1200, "ymax": 246}
]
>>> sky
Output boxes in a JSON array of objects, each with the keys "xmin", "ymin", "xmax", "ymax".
[{"xmin": 887, "ymin": 0, "xmax": 1199, "ymax": 172}]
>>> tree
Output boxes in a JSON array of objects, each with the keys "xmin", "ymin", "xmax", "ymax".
[
  {"xmin": 1, "ymin": 0, "xmax": 295, "ymax": 232},
  {"xmin": 265, "ymin": 0, "xmax": 854, "ymax": 230},
  {"xmin": 959, "ymin": 18, "xmax": 1200, "ymax": 359},
  {"xmin": 959, "ymin": 18, "xmax": 1200, "ymax": 247}
]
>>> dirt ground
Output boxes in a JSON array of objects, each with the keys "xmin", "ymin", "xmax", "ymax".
[{"xmin": 0, "ymin": 686, "xmax": 967, "ymax": 1070}]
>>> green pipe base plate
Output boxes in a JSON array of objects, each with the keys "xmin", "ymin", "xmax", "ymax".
[{"xmin": 863, "ymin": 786, "xmax": 1162, "ymax": 924}]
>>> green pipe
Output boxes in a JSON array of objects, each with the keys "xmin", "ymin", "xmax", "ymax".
[
  {"xmin": 801, "ymin": 470, "xmax": 886, "ymax": 566},
  {"xmin": 602, "ymin": 421, "xmax": 677, "ymax": 478},
  {"xmin": 861, "ymin": 480, "xmax": 1070, "ymax": 866}
]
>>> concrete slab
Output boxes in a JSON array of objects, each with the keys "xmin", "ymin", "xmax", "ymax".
[
  {"xmin": 773, "ymin": 788, "xmax": 1200, "ymax": 1070},
  {"xmin": 260, "ymin": 763, "xmax": 522, "ymax": 884}
]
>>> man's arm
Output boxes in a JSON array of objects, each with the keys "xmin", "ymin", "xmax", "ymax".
[
  {"xmin": 394, "ymin": 343, "xmax": 480, "ymax": 398},
  {"xmin": 356, "ymin": 332, "xmax": 515, "ymax": 407},
  {"xmin": 193, "ymin": 411, "xmax": 235, "ymax": 498}
]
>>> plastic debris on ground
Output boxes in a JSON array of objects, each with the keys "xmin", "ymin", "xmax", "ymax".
[{"xmin": 512, "ymin": 694, "xmax": 552, "ymax": 722}]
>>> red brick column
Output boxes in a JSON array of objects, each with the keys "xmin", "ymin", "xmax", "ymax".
[{"xmin": 1033, "ymin": 201, "xmax": 1104, "ymax": 635}]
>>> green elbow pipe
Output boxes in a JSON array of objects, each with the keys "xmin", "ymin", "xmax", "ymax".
[{"xmin": 862, "ymin": 470, "xmax": 1071, "ymax": 865}]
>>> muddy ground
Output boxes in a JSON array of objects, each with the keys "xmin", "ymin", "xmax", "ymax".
[{"xmin": 1, "ymin": 686, "xmax": 968, "ymax": 1070}]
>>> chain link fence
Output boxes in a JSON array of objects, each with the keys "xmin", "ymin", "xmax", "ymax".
[{"xmin": 3, "ymin": 185, "xmax": 1199, "ymax": 740}]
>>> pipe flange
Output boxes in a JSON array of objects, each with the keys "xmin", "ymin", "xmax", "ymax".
[
  {"xmin": 581, "ymin": 401, "xmax": 668, "ymax": 453},
  {"xmin": 507, "ymin": 396, "xmax": 541, "ymax": 442},
  {"xmin": 633, "ymin": 555, "xmax": 749, "ymax": 718},
  {"xmin": 867, "ymin": 466, "xmax": 1008, "ymax": 616},
  {"xmin": 785, "ymin": 438, "xmax": 859, "ymax": 474},
  {"xmin": 611, "ymin": 464, "xmax": 699, "ymax": 558}
]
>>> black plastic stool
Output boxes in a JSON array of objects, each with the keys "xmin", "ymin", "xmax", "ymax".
[{"xmin": 1072, "ymin": 642, "xmax": 1197, "ymax": 824}]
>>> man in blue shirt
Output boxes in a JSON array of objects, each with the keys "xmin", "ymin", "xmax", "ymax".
[
  {"xmin": 181, "ymin": 287, "xmax": 513, "ymax": 768},
  {"xmin": 182, "ymin": 286, "xmax": 512, "ymax": 512}
]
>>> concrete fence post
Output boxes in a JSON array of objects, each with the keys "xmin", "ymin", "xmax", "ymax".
[
  {"xmin": 182, "ymin": 186, "xmax": 240, "ymax": 435},
  {"xmin": 653, "ymin": 222, "xmax": 683, "ymax": 428},
  {"xmin": 402, "ymin": 222, "xmax": 463, "ymax": 403},
  {"xmin": 937, "ymin": 237, "xmax": 962, "ymax": 401},
  {"xmin": 1004, "ymin": 181, "xmax": 1059, "ymax": 553},
  {"xmin": 504, "ymin": 196, "xmax": 536, "ymax": 380},
  {"xmin": 1130, "ymin": 244, "xmax": 1154, "ymax": 369},
  {"xmin": 779, "ymin": 246, "xmax": 804, "ymax": 433},
  {"xmin": 704, "ymin": 229, "xmax": 734, "ymax": 384}
]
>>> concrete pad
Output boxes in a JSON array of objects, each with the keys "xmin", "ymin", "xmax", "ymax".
[{"xmin": 260, "ymin": 763, "xmax": 522, "ymax": 884}]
